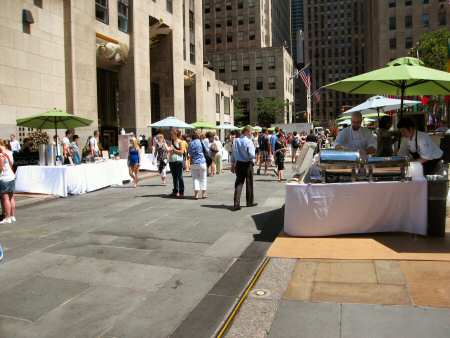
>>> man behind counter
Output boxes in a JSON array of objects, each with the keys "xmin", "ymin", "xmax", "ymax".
[
  {"xmin": 335, "ymin": 111, "xmax": 377, "ymax": 155},
  {"xmin": 397, "ymin": 117, "xmax": 443, "ymax": 175}
]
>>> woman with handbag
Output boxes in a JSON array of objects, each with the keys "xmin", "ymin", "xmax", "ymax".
[
  {"xmin": 153, "ymin": 133, "xmax": 169, "ymax": 185},
  {"xmin": 188, "ymin": 130, "xmax": 209, "ymax": 199},
  {"xmin": 0, "ymin": 139, "xmax": 16, "ymax": 224},
  {"xmin": 168, "ymin": 129, "xmax": 185, "ymax": 198}
]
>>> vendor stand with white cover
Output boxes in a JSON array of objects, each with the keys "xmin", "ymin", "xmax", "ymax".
[
  {"xmin": 284, "ymin": 163, "xmax": 428, "ymax": 236},
  {"xmin": 15, "ymin": 160, "xmax": 131, "ymax": 197}
]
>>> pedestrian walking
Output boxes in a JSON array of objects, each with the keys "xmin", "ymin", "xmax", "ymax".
[
  {"xmin": 275, "ymin": 132, "xmax": 287, "ymax": 182},
  {"xmin": 212, "ymin": 135, "xmax": 223, "ymax": 174},
  {"xmin": 0, "ymin": 139, "xmax": 16, "ymax": 224},
  {"xmin": 188, "ymin": 130, "xmax": 208, "ymax": 199},
  {"xmin": 257, "ymin": 128, "xmax": 271, "ymax": 175},
  {"xmin": 168, "ymin": 128, "xmax": 185, "ymax": 198},
  {"xmin": 231, "ymin": 126, "xmax": 257, "ymax": 211},
  {"xmin": 153, "ymin": 133, "xmax": 169, "ymax": 185},
  {"xmin": 128, "ymin": 137, "xmax": 141, "ymax": 188},
  {"xmin": 291, "ymin": 131, "xmax": 301, "ymax": 163}
]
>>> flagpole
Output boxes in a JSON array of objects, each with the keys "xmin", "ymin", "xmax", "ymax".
[{"xmin": 307, "ymin": 86, "xmax": 312, "ymax": 124}]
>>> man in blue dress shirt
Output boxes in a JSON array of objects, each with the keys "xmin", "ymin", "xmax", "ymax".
[{"xmin": 231, "ymin": 126, "xmax": 257, "ymax": 211}]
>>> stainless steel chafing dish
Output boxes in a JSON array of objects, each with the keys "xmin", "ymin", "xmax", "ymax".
[
  {"xmin": 365, "ymin": 156, "xmax": 409, "ymax": 182},
  {"xmin": 319, "ymin": 150, "xmax": 362, "ymax": 182}
]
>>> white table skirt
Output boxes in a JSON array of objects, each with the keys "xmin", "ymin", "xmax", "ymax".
[
  {"xmin": 284, "ymin": 179, "xmax": 428, "ymax": 237},
  {"xmin": 15, "ymin": 160, "xmax": 131, "ymax": 197}
]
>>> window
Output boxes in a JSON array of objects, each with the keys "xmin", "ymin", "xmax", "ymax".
[
  {"xmin": 268, "ymin": 77, "xmax": 276, "ymax": 89},
  {"xmin": 249, "ymin": 31, "xmax": 255, "ymax": 40},
  {"xmin": 248, "ymin": 0, "xmax": 255, "ymax": 7},
  {"xmin": 118, "ymin": 0, "xmax": 129, "ymax": 33},
  {"xmin": 422, "ymin": 0, "xmax": 429, "ymax": 3},
  {"xmin": 439, "ymin": 10, "xmax": 447, "ymax": 26},
  {"xmin": 167, "ymin": 0, "xmax": 173, "ymax": 13},
  {"xmin": 238, "ymin": 1, "xmax": 244, "ymax": 9},
  {"xmin": 216, "ymin": 36, "xmax": 222, "ymax": 44},
  {"xmin": 226, "ymin": 2, "xmax": 232, "ymax": 10},
  {"xmin": 243, "ymin": 79, "xmax": 250, "ymax": 91},
  {"xmin": 256, "ymin": 78, "xmax": 263, "ymax": 90},
  {"xmin": 227, "ymin": 19, "xmax": 232, "ymax": 27},
  {"xmin": 227, "ymin": 34, "xmax": 233, "ymax": 43},
  {"xmin": 204, "ymin": 3, "xmax": 210, "ymax": 13},
  {"xmin": 189, "ymin": 2, "xmax": 195, "ymax": 64},
  {"xmin": 238, "ymin": 32, "xmax": 244, "ymax": 41},
  {"xmin": 216, "ymin": 94, "xmax": 221, "ymax": 114},
  {"xmin": 388, "ymin": 0, "xmax": 396, "ymax": 8},
  {"xmin": 268, "ymin": 56, "xmax": 275, "ymax": 69},
  {"xmin": 249, "ymin": 16, "xmax": 255, "ymax": 24},
  {"xmin": 232, "ymin": 79, "xmax": 238, "ymax": 91},
  {"xmin": 96, "ymin": 0, "xmax": 109, "ymax": 24},
  {"xmin": 231, "ymin": 59, "xmax": 238, "ymax": 72},
  {"xmin": 205, "ymin": 21, "xmax": 210, "ymax": 29},
  {"xmin": 421, "ymin": 13, "xmax": 429, "ymax": 27},
  {"xmin": 405, "ymin": 37, "xmax": 413, "ymax": 49},
  {"xmin": 389, "ymin": 38, "xmax": 396, "ymax": 49},
  {"xmin": 405, "ymin": 0, "xmax": 412, "ymax": 5},
  {"xmin": 190, "ymin": 43, "xmax": 195, "ymax": 63},
  {"xmin": 218, "ymin": 61, "xmax": 225, "ymax": 73},
  {"xmin": 224, "ymin": 97, "xmax": 230, "ymax": 115},
  {"xmin": 238, "ymin": 16, "xmax": 244, "ymax": 25},
  {"xmin": 216, "ymin": 5, "xmax": 221, "ymax": 12},
  {"xmin": 33, "ymin": 0, "xmax": 43, "ymax": 8},
  {"xmin": 389, "ymin": 17, "xmax": 396, "ymax": 30},
  {"xmin": 22, "ymin": 9, "xmax": 34, "ymax": 34},
  {"xmin": 216, "ymin": 22, "xmax": 222, "ymax": 28},
  {"xmin": 205, "ymin": 38, "xmax": 211, "ymax": 45},
  {"xmin": 243, "ymin": 57, "xmax": 250, "ymax": 71},
  {"xmin": 405, "ymin": 15, "xmax": 412, "ymax": 29},
  {"xmin": 255, "ymin": 56, "xmax": 262, "ymax": 70}
]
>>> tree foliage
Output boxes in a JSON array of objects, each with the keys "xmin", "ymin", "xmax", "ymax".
[
  {"xmin": 410, "ymin": 28, "xmax": 450, "ymax": 71},
  {"xmin": 233, "ymin": 97, "xmax": 249, "ymax": 127},
  {"xmin": 256, "ymin": 98, "xmax": 287, "ymax": 127}
]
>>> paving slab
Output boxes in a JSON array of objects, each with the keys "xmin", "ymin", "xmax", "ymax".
[
  {"xmin": 315, "ymin": 261, "xmax": 377, "ymax": 283},
  {"xmin": 311, "ymin": 282, "xmax": 411, "ymax": 305},
  {"xmin": 41, "ymin": 256, "xmax": 179, "ymax": 291},
  {"xmin": 19, "ymin": 286, "xmax": 146, "ymax": 338},
  {"xmin": 0, "ymin": 276, "xmax": 89, "ymax": 321},
  {"xmin": 268, "ymin": 300, "xmax": 341, "ymax": 338},
  {"xmin": 374, "ymin": 260, "xmax": 407, "ymax": 285},
  {"xmin": 204, "ymin": 232, "xmax": 254, "ymax": 258},
  {"xmin": 104, "ymin": 269, "xmax": 222, "ymax": 338},
  {"xmin": 341, "ymin": 303, "xmax": 450, "ymax": 338}
]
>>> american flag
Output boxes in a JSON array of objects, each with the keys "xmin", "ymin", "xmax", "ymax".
[
  {"xmin": 313, "ymin": 88, "xmax": 322, "ymax": 103},
  {"xmin": 299, "ymin": 67, "xmax": 311, "ymax": 89}
]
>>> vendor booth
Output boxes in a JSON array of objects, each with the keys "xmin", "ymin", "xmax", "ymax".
[{"xmin": 15, "ymin": 160, "xmax": 131, "ymax": 197}]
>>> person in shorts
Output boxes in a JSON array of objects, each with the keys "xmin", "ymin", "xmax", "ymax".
[
  {"xmin": 0, "ymin": 139, "xmax": 16, "ymax": 224},
  {"xmin": 291, "ymin": 131, "xmax": 301, "ymax": 163},
  {"xmin": 257, "ymin": 128, "xmax": 271, "ymax": 175}
]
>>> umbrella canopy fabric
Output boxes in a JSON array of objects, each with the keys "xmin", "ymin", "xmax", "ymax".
[
  {"xmin": 336, "ymin": 112, "xmax": 387, "ymax": 122},
  {"xmin": 252, "ymin": 126, "xmax": 263, "ymax": 132},
  {"xmin": 217, "ymin": 123, "xmax": 239, "ymax": 130},
  {"xmin": 338, "ymin": 119, "xmax": 351, "ymax": 126},
  {"xmin": 342, "ymin": 96, "xmax": 420, "ymax": 116},
  {"xmin": 16, "ymin": 109, "xmax": 92, "ymax": 130},
  {"xmin": 191, "ymin": 121, "xmax": 217, "ymax": 129},
  {"xmin": 149, "ymin": 116, "xmax": 194, "ymax": 129},
  {"xmin": 325, "ymin": 57, "xmax": 450, "ymax": 96}
]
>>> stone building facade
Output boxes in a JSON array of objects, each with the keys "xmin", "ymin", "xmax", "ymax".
[
  {"xmin": 203, "ymin": 0, "xmax": 294, "ymax": 125},
  {"xmin": 0, "ymin": 0, "xmax": 232, "ymax": 143},
  {"xmin": 366, "ymin": 0, "xmax": 449, "ymax": 70}
]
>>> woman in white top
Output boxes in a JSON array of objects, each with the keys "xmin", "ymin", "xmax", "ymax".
[
  {"xmin": 397, "ymin": 117, "xmax": 443, "ymax": 175},
  {"xmin": 212, "ymin": 135, "xmax": 223, "ymax": 174},
  {"xmin": 0, "ymin": 139, "xmax": 16, "ymax": 224}
]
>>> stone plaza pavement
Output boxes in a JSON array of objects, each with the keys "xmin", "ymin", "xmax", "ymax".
[{"xmin": 0, "ymin": 169, "xmax": 286, "ymax": 338}]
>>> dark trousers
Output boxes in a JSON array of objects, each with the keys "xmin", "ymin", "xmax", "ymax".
[
  {"xmin": 169, "ymin": 161, "xmax": 184, "ymax": 194},
  {"xmin": 234, "ymin": 161, "xmax": 254, "ymax": 207}
]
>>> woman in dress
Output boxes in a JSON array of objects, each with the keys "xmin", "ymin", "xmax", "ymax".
[
  {"xmin": 274, "ymin": 132, "xmax": 287, "ymax": 182},
  {"xmin": 128, "ymin": 137, "xmax": 140, "ymax": 188},
  {"xmin": 212, "ymin": 135, "xmax": 223, "ymax": 175},
  {"xmin": 188, "ymin": 130, "xmax": 208, "ymax": 199},
  {"xmin": 0, "ymin": 139, "xmax": 16, "ymax": 224},
  {"xmin": 69, "ymin": 135, "xmax": 81, "ymax": 164},
  {"xmin": 153, "ymin": 133, "xmax": 169, "ymax": 185}
]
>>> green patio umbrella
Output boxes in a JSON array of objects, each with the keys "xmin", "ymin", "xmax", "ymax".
[
  {"xmin": 16, "ymin": 108, "xmax": 93, "ymax": 137},
  {"xmin": 191, "ymin": 121, "xmax": 218, "ymax": 130},
  {"xmin": 325, "ymin": 57, "xmax": 450, "ymax": 118}
]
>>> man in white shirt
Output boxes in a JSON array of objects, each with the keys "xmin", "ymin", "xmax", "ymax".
[
  {"xmin": 9, "ymin": 134, "xmax": 20, "ymax": 153},
  {"xmin": 62, "ymin": 130, "xmax": 72, "ymax": 159},
  {"xmin": 89, "ymin": 131, "xmax": 100, "ymax": 157},
  {"xmin": 397, "ymin": 117, "xmax": 443, "ymax": 175},
  {"xmin": 335, "ymin": 111, "xmax": 377, "ymax": 155}
]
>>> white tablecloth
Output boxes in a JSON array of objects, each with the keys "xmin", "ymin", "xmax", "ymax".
[
  {"xmin": 284, "ymin": 179, "xmax": 428, "ymax": 237},
  {"xmin": 15, "ymin": 160, "xmax": 131, "ymax": 197}
]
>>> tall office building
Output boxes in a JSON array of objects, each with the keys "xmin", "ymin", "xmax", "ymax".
[
  {"xmin": 0, "ymin": 0, "xmax": 233, "ymax": 142},
  {"xmin": 291, "ymin": 0, "xmax": 306, "ymax": 121},
  {"xmin": 203, "ymin": 0, "xmax": 294, "ymax": 124},
  {"xmin": 303, "ymin": 0, "xmax": 367, "ymax": 124},
  {"xmin": 367, "ymin": 0, "xmax": 449, "ymax": 70}
]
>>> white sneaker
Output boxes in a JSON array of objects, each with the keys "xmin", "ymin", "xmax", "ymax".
[
  {"xmin": 0, "ymin": 218, "xmax": 11, "ymax": 224},
  {"xmin": 10, "ymin": 216, "xmax": 16, "ymax": 223}
]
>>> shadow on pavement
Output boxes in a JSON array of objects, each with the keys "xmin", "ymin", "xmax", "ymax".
[
  {"xmin": 251, "ymin": 206, "xmax": 284, "ymax": 242},
  {"xmin": 201, "ymin": 204, "xmax": 235, "ymax": 211}
]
